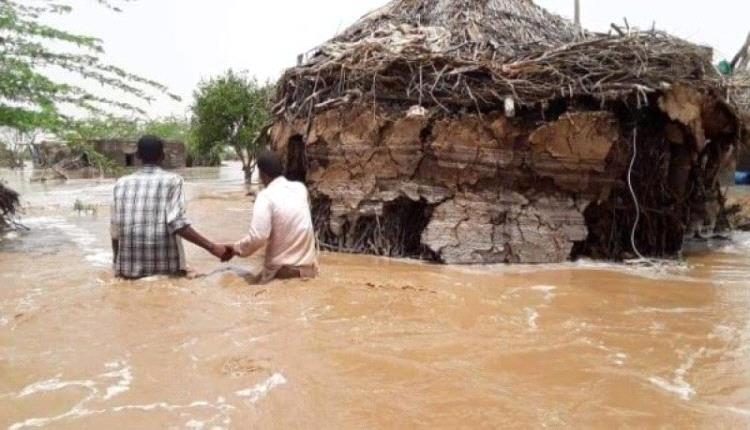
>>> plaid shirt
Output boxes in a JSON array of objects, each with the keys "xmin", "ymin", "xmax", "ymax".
[{"xmin": 110, "ymin": 166, "xmax": 191, "ymax": 278}]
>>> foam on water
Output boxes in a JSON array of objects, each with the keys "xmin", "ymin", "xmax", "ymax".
[
  {"xmin": 235, "ymin": 373, "xmax": 287, "ymax": 403},
  {"xmin": 101, "ymin": 361, "xmax": 133, "ymax": 400},
  {"xmin": 649, "ymin": 376, "xmax": 696, "ymax": 401},
  {"xmin": 8, "ymin": 408, "xmax": 102, "ymax": 430},
  {"xmin": 524, "ymin": 308, "xmax": 539, "ymax": 331},
  {"xmin": 17, "ymin": 377, "xmax": 97, "ymax": 398},
  {"xmin": 717, "ymin": 232, "xmax": 750, "ymax": 254},
  {"xmin": 625, "ymin": 307, "xmax": 705, "ymax": 315},
  {"xmin": 531, "ymin": 285, "xmax": 557, "ymax": 302},
  {"xmin": 9, "ymin": 359, "xmax": 237, "ymax": 430},
  {"xmin": 11, "ymin": 375, "xmax": 101, "ymax": 430},
  {"xmin": 22, "ymin": 216, "xmax": 111, "ymax": 268},
  {"xmin": 453, "ymin": 258, "xmax": 697, "ymax": 283},
  {"xmin": 726, "ymin": 406, "xmax": 750, "ymax": 416},
  {"xmin": 648, "ymin": 348, "xmax": 705, "ymax": 401},
  {"xmin": 185, "ymin": 420, "xmax": 205, "ymax": 429},
  {"xmin": 611, "ymin": 352, "xmax": 628, "ymax": 366}
]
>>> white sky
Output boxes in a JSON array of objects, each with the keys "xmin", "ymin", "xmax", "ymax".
[{"xmin": 51, "ymin": 0, "xmax": 750, "ymax": 118}]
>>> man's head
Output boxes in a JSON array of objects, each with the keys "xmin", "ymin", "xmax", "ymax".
[
  {"xmin": 256, "ymin": 150, "xmax": 283, "ymax": 186},
  {"xmin": 137, "ymin": 135, "xmax": 165, "ymax": 165}
]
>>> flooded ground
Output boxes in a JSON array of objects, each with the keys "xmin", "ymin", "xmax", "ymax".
[{"xmin": 1, "ymin": 163, "xmax": 750, "ymax": 429}]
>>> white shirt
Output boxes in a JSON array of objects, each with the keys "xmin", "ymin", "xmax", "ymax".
[{"xmin": 233, "ymin": 176, "xmax": 318, "ymax": 272}]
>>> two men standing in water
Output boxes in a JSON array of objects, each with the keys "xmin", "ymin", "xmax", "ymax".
[{"xmin": 110, "ymin": 135, "xmax": 318, "ymax": 282}]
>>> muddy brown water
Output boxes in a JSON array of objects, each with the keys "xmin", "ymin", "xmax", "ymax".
[{"xmin": 2, "ymin": 164, "xmax": 750, "ymax": 429}]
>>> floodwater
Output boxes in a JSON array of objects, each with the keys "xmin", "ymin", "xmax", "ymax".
[{"xmin": 1, "ymin": 164, "xmax": 750, "ymax": 429}]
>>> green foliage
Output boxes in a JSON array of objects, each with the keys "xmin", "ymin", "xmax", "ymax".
[
  {"xmin": 191, "ymin": 70, "xmax": 271, "ymax": 176},
  {"xmin": 0, "ymin": 0, "xmax": 179, "ymax": 132},
  {"xmin": 186, "ymin": 139, "xmax": 223, "ymax": 167},
  {"xmin": 65, "ymin": 116, "xmax": 140, "ymax": 140},
  {"xmin": 142, "ymin": 116, "xmax": 191, "ymax": 142},
  {"xmin": 138, "ymin": 116, "xmax": 221, "ymax": 167}
]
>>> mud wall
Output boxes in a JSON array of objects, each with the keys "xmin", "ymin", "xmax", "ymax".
[
  {"xmin": 272, "ymin": 87, "xmax": 738, "ymax": 264},
  {"xmin": 93, "ymin": 140, "xmax": 187, "ymax": 169}
]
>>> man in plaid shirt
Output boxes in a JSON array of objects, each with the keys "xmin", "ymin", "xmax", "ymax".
[{"xmin": 111, "ymin": 135, "xmax": 231, "ymax": 279}]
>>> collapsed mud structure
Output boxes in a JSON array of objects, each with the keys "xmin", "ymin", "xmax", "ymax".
[
  {"xmin": 270, "ymin": 0, "xmax": 742, "ymax": 264},
  {"xmin": 92, "ymin": 139, "xmax": 187, "ymax": 169}
]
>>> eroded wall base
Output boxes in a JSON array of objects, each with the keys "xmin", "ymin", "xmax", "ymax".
[{"xmin": 273, "ymin": 90, "xmax": 737, "ymax": 263}]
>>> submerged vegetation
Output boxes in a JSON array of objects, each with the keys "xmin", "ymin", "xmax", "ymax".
[{"xmin": 0, "ymin": 182, "xmax": 20, "ymax": 230}]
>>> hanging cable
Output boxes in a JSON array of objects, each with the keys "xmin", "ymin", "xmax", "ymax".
[{"xmin": 627, "ymin": 127, "xmax": 646, "ymax": 261}]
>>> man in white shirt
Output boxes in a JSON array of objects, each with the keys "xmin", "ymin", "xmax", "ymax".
[{"xmin": 229, "ymin": 151, "xmax": 318, "ymax": 283}]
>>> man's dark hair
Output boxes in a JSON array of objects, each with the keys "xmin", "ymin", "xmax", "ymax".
[
  {"xmin": 256, "ymin": 150, "xmax": 283, "ymax": 179},
  {"xmin": 137, "ymin": 135, "xmax": 165, "ymax": 164}
]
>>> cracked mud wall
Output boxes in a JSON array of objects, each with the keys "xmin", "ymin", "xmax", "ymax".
[
  {"xmin": 272, "ymin": 107, "xmax": 620, "ymax": 264},
  {"xmin": 271, "ymin": 90, "xmax": 738, "ymax": 263}
]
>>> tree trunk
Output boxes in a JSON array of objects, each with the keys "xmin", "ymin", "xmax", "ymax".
[
  {"xmin": 244, "ymin": 161, "xmax": 256, "ymax": 182},
  {"xmin": 232, "ymin": 144, "xmax": 256, "ymax": 183}
]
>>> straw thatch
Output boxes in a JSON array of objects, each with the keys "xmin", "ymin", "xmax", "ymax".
[
  {"xmin": 271, "ymin": 0, "xmax": 741, "ymax": 263},
  {"xmin": 332, "ymin": 0, "xmax": 581, "ymax": 55},
  {"xmin": 0, "ymin": 183, "xmax": 20, "ymax": 230},
  {"xmin": 276, "ymin": 0, "xmax": 719, "ymax": 120}
]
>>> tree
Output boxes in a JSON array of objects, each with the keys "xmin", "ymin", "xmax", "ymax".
[
  {"xmin": 0, "ymin": 0, "xmax": 176, "ymax": 230},
  {"xmin": 0, "ymin": 0, "xmax": 179, "ymax": 132},
  {"xmin": 142, "ymin": 116, "xmax": 191, "ymax": 143},
  {"xmin": 191, "ymin": 70, "xmax": 271, "ymax": 180}
]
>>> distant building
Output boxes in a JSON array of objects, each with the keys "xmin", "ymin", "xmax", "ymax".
[
  {"xmin": 92, "ymin": 139, "xmax": 186, "ymax": 169},
  {"xmin": 35, "ymin": 139, "xmax": 187, "ymax": 171}
]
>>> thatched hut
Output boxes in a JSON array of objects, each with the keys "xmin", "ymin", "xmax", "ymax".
[{"xmin": 270, "ymin": 0, "xmax": 741, "ymax": 263}]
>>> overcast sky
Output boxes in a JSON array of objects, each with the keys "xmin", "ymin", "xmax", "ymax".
[{"xmin": 51, "ymin": 0, "xmax": 750, "ymax": 118}]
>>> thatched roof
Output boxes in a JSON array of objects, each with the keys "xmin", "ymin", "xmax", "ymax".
[
  {"xmin": 275, "ymin": 0, "xmax": 722, "ymax": 119},
  {"xmin": 330, "ymin": 0, "xmax": 581, "ymax": 58}
]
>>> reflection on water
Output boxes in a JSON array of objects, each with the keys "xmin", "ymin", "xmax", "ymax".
[{"xmin": 1, "ymin": 164, "xmax": 750, "ymax": 428}]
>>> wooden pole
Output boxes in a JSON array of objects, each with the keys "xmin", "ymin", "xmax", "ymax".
[{"xmin": 574, "ymin": 0, "xmax": 581, "ymax": 26}]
